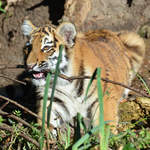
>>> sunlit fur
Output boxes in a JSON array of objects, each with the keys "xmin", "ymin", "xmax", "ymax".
[{"xmin": 22, "ymin": 20, "xmax": 145, "ymax": 131}]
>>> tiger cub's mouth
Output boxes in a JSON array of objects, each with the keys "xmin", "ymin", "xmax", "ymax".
[
  {"xmin": 33, "ymin": 72, "xmax": 45, "ymax": 79},
  {"xmin": 31, "ymin": 71, "xmax": 48, "ymax": 79}
]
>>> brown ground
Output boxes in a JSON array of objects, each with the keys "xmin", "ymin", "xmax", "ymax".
[{"xmin": 0, "ymin": 0, "xmax": 150, "ymax": 128}]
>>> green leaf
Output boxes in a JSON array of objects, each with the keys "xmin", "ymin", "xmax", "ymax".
[
  {"xmin": 136, "ymin": 73, "xmax": 150, "ymax": 95},
  {"xmin": 0, "ymin": 115, "xmax": 4, "ymax": 124},
  {"xmin": 97, "ymin": 68, "xmax": 106, "ymax": 150},
  {"xmin": 65, "ymin": 124, "xmax": 71, "ymax": 149},
  {"xmin": 84, "ymin": 69, "xmax": 97, "ymax": 102},
  {"xmin": 47, "ymin": 45, "xmax": 63, "ymax": 127},
  {"xmin": 40, "ymin": 73, "xmax": 51, "ymax": 150},
  {"xmin": 0, "ymin": 1, "xmax": 6, "ymax": 13},
  {"xmin": 72, "ymin": 126, "xmax": 99, "ymax": 150},
  {"xmin": 123, "ymin": 143, "xmax": 136, "ymax": 150}
]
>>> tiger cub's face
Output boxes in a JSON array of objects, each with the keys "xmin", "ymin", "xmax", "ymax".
[{"xmin": 21, "ymin": 20, "xmax": 76, "ymax": 86}]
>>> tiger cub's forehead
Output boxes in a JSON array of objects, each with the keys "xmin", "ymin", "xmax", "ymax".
[{"xmin": 32, "ymin": 25, "xmax": 56, "ymax": 39}]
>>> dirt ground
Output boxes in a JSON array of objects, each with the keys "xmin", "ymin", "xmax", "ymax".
[
  {"xmin": 0, "ymin": 0, "xmax": 150, "ymax": 128},
  {"xmin": 0, "ymin": 0, "xmax": 150, "ymax": 87}
]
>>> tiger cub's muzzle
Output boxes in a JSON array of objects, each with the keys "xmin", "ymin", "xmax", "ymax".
[{"xmin": 27, "ymin": 62, "xmax": 49, "ymax": 80}]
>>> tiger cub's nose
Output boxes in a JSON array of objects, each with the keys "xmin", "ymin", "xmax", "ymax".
[{"xmin": 26, "ymin": 63, "xmax": 36, "ymax": 70}]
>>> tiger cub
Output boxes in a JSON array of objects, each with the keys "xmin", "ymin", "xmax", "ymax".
[{"xmin": 21, "ymin": 20, "xmax": 145, "ymax": 130}]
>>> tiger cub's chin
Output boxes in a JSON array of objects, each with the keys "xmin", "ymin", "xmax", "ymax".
[{"xmin": 32, "ymin": 78, "xmax": 46, "ymax": 87}]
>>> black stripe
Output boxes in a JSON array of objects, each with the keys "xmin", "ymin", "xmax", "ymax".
[
  {"xmin": 54, "ymin": 110, "xmax": 64, "ymax": 124},
  {"xmin": 42, "ymin": 27, "xmax": 49, "ymax": 36},
  {"xmin": 87, "ymin": 99, "xmax": 98, "ymax": 119},
  {"xmin": 131, "ymin": 55, "xmax": 139, "ymax": 63},
  {"xmin": 53, "ymin": 97, "xmax": 70, "ymax": 115},
  {"xmin": 53, "ymin": 36, "xmax": 58, "ymax": 48},
  {"xmin": 37, "ymin": 95, "xmax": 43, "ymax": 101},
  {"xmin": 37, "ymin": 92, "xmax": 70, "ymax": 116},
  {"xmin": 76, "ymin": 60, "xmax": 84, "ymax": 97},
  {"xmin": 60, "ymin": 65, "xmax": 68, "ymax": 73},
  {"xmin": 86, "ymin": 85, "xmax": 97, "ymax": 100},
  {"xmin": 47, "ymin": 26, "xmax": 52, "ymax": 33}
]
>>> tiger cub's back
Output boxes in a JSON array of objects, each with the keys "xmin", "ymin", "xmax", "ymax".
[{"xmin": 71, "ymin": 29, "xmax": 145, "ymax": 128}]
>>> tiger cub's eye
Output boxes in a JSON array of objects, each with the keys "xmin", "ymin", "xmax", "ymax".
[{"xmin": 41, "ymin": 46, "xmax": 52, "ymax": 52}]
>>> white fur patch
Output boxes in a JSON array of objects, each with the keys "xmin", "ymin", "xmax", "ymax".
[
  {"xmin": 32, "ymin": 78, "xmax": 46, "ymax": 87},
  {"xmin": 37, "ymin": 86, "xmax": 88, "ymax": 127},
  {"xmin": 21, "ymin": 20, "xmax": 34, "ymax": 36}
]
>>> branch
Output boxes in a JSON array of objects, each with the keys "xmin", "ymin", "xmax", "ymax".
[
  {"xmin": 0, "ymin": 109, "xmax": 32, "ymax": 128},
  {"xmin": 0, "ymin": 95, "xmax": 54, "ymax": 128},
  {"xmin": 0, "ymin": 64, "xmax": 25, "ymax": 70},
  {"xmin": 0, "ymin": 74, "xmax": 26, "ymax": 85},
  {"xmin": 0, "ymin": 101, "xmax": 9, "ymax": 109},
  {"xmin": 0, "ymin": 64, "xmax": 149, "ymax": 98},
  {"xmin": 0, "ymin": 95, "xmax": 41, "ymax": 121},
  {"xmin": 58, "ymin": 73, "xmax": 150, "ymax": 98},
  {"xmin": 0, "ymin": 123, "xmax": 40, "ymax": 148}
]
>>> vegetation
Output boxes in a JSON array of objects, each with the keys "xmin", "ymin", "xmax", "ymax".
[{"xmin": 0, "ymin": 0, "xmax": 6, "ymax": 13}]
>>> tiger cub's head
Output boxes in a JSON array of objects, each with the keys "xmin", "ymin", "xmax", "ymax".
[{"xmin": 21, "ymin": 20, "xmax": 76, "ymax": 86}]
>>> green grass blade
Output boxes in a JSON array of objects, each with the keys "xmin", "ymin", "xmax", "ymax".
[
  {"xmin": 47, "ymin": 45, "xmax": 63, "ymax": 127},
  {"xmin": 39, "ymin": 73, "xmax": 51, "ymax": 150},
  {"xmin": 136, "ymin": 73, "xmax": 150, "ymax": 95},
  {"xmin": 0, "ymin": 1, "xmax": 6, "ymax": 13},
  {"xmin": 65, "ymin": 124, "xmax": 71, "ymax": 149},
  {"xmin": 97, "ymin": 68, "xmax": 107, "ymax": 150},
  {"xmin": 75, "ymin": 113, "xmax": 82, "ymax": 141},
  {"xmin": 72, "ymin": 126, "xmax": 99, "ymax": 150},
  {"xmin": 84, "ymin": 69, "xmax": 97, "ymax": 102},
  {"xmin": 73, "ymin": 68, "xmax": 110, "ymax": 150},
  {"xmin": 67, "ymin": 125, "xmax": 71, "ymax": 148},
  {"xmin": 104, "ymin": 124, "xmax": 110, "ymax": 149},
  {"xmin": 78, "ymin": 113, "xmax": 87, "ymax": 133},
  {"xmin": 123, "ymin": 143, "xmax": 136, "ymax": 150},
  {"xmin": 78, "ymin": 143, "xmax": 92, "ymax": 150}
]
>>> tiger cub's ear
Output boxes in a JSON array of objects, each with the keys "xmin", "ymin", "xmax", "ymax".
[
  {"xmin": 56, "ymin": 22, "xmax": 76, "ymax": 48},
  {"xmin": 21, "ymin": 20, "xmax": 37, "ymax": 36}
]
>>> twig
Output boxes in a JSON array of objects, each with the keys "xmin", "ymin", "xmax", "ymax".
[
  {"xmin": 0, "ymin": 64, "xmax": 25, "ymax": 70},
  {"xmin": 58, "ymin": 73, "xmax": 150, "ymax": 98},
  {"xmin": 0, "ymin": 109, "xmax": 32, "ymax": 128},
  {"xmin": 0, "ymin": 64, "xmax": 149, "ymax": 98},
  {"xmin": 0, "ymin": 101, "xmax": 9, "ymax": 109},
  {"xmin": 0, "ymin": 123, "xmax": 40, "ymax": 148},
  {"xmin": 0, "ymin": 74, "xmax": 26, "ymax": 85},
  {"xmin": 0, "ymin": 95, "xmax": 41, "ymax": 121},
  {"xmin": 0, "ymin": 95, "xmax": 54, "ymax": 128}
]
